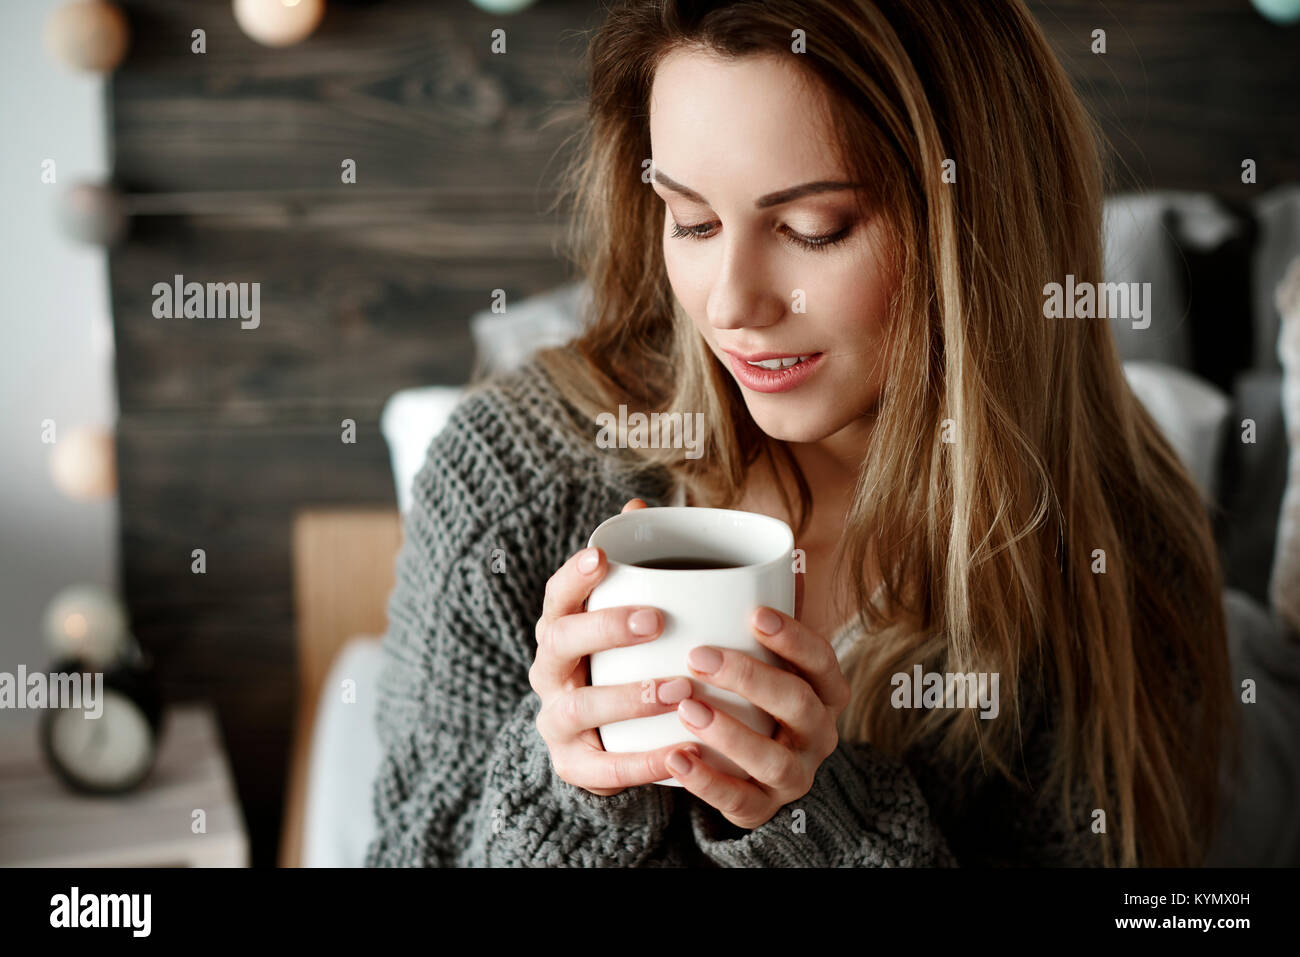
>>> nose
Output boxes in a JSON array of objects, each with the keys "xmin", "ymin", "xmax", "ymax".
[{"xmin": 705, "ymin": 235, "xmax": 785, "ymax": 333}]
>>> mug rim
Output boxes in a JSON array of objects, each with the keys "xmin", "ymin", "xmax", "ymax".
[{"xmin": 587, "ymin": 506, "xmax": 794, "ymax": 572}]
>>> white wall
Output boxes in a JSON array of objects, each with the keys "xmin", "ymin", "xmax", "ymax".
[{"xmin": 0, "ymin": 0, "xmax": 118, "ymax": 731}]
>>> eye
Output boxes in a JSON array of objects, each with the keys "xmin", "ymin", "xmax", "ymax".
[
  {"xmin": 668, "ymin": 220, "xmax": 851, "ymax": 252},
  {"xmin": 669, "ymin": 221, "xmax": 717, "ymax": 242}
]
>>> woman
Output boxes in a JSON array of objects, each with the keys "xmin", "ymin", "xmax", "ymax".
[{"xmin": 366, "ymin": 0, "xmax": 1238, "ymax": 867}]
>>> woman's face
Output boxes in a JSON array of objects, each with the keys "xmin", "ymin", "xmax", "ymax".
[{"xmin": 649, "ymin": 49, "xmax": 896, "ymax": 447}]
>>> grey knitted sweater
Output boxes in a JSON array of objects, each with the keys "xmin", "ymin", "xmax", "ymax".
[{"xmin": 364, "ymin": 355, "xmax": 1102, "ymax": 867}]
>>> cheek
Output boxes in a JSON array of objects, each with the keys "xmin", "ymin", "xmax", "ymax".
[
  {"xmin": 661, "ymin": 249, "xmax": 710, "ymax": 340},
  {"xmin": 663, "ymin": 242, "xmax": 711, "ymax": 320},
  {"xmin": 818, "ymin": 260, "xmax": 892, "ymax": 353},
  {"xmin": 842, "ymin": 232, "xmax": 897, "ymax": 339}
]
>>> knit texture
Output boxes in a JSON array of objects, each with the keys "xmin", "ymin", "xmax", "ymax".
[{"xmin": 364, "ymin": 354, "xmax": 1103, "ymax": 867}]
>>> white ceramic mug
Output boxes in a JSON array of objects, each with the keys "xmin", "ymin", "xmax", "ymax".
[{"xmin": 585, "ymin": 506, "xmax": 795, "ymax": 786}]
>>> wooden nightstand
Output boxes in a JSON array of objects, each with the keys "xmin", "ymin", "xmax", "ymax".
[{"xmin": 0, "ymin": 702, "xmax": 249, "ymax": 867}]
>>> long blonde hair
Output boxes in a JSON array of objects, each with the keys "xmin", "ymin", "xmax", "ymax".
[{"xmin": 531, "ymin": 0, "xmax": 1237, "ymax": 867}]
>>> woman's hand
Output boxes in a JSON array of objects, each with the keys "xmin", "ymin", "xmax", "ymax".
[
  {"xmin": 530, "ymin": 499, "xmax": 701, "ymax": 797},
  {"xmin": 670, "ymin": 607, "xmax": 851, "ymax": 829},
  {"xmin": 621, "ymin": 498, "xmax": 852, "ymax": 831}
]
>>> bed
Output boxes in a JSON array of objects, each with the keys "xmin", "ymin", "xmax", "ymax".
[{"xmin": 281, "ymin": 190, "xmax": 1300, "ymax": 867}]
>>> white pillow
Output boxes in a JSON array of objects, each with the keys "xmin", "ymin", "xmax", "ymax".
[
  {"xmin": 1253, "ymin": 185, "xmax": 1300, "ymax": 372},
  {"xmin": 380, "ymin": 386, "xmax": 465, "ymax": 515},
  {"xmin": 1270, "ymin": 256, "xmax": 1300, "ymax": 634},
  {"xmin": 302, "ymin": 636, "xmax": 385, "ymax": 867},
  {"xmin": 1103, "ymin": 195, "xmax": 1192, "ymax": 369},
  {"xmin": 1122, "ymin": 360, "xmax": 1231, "ymax": 505},
  {"xmin": 468, "ymin": 280, "xmax": 590, "ymax": 375}
]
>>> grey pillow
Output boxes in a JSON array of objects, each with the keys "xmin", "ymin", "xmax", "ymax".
[
  {"xmin": 1219, "ymin": 371, "xmax": 1289, "ymax": 606},
  {"xmin": 1203, "ymin": 588, "xmax": 1300, "ymax": 867}
]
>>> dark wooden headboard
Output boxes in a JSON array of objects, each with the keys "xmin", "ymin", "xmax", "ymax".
[
  {"xmin": 108, "ymin": 0, "xmax": 596, "ymax": 865},
  {"xmin": 1027, "ymin": 0, "xmax": 1300, "ymax": 197},
  {"xmin": 106, "ymin": 0, "xmax": 1299, "ymax": 865}
]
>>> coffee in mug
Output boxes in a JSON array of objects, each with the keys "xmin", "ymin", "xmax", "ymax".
[
  {"xmin": 630, "ymin": 556, "xmax": 745, "ymax": 570},
  {"xmin": 585, "ymin": 506, "xmax": 795, "ymax": 786}
]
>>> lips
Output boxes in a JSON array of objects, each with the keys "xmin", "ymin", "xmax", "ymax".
[{"xmin": 722, "ymin": 349, "xmax": 825, "ymax": 394}]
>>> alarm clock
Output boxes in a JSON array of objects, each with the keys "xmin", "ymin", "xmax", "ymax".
[{"xmin": 39, "ymin": 654, "xmax": 163, "ymax": 795}]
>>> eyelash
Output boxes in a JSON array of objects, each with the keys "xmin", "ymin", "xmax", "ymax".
[{"xmin": 669, "ymin": 220, "xmax": 851, "ymax": 252}]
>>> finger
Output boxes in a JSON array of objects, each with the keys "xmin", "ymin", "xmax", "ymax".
[
  {"xmin": 540, "ymin": 676, "xmax": 694, "ymax": 738},
  {"xmin": 686, "ymin": 644, "xmax": 829, "ymax": 747},
  {"xmin": 543, "ymin": 604, "xmax": 663, "ymax": 668},
  {"xmin": 750, "ymin": 606, "xmax": 850, "ymax": 710},
  {"xmin": 673, "ymin": 694, "xmax": 807, "ymax": 794},
  {"xmin": 540, "ymin": 547, "xmax": 607, "ymax": 624},
  {"xmin": 663, "ymin": 741, "xmax": 774, "ymax": 830},
  {"xmin": 621, "ymin": 498, "xmax": 649, "ymax": 513},
  {"xmin": 564, "ymin": 739, "xmax": 704, "ymax": 792}
]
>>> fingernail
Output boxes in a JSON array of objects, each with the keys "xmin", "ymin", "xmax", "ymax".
[
  {"xmin": 687, "ymin": 646, "xmax": 722, "ymax": 674},
  {"xmin": 678, "ymin": 698, "xmax": 713, "ymax": 728},
  {"xmin": 628, "ymin": 608, "xmax": 660, "ymax": 636},
  {"xmin": 657, "ymin": 677, "xmax": 691, "ymax": 704},
  {"xmin": 578, "ymin": 549, "xmax": 599, "ymax": 574},
  {"xmin": 667, "ymin": 749, "xmax": 693, "ymax": 775},
  {"xmin": 754, "ymin": 607, "xmax": 781, "ymax": 635}
]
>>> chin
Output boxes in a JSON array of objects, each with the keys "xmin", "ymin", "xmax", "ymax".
[{"xmin": 741, "ymin": 399, "xmax": 842, "ymax": 444}]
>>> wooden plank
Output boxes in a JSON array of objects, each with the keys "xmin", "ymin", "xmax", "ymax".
[
  {"xmin": 108, "ymin": 214, "xmax": 572, "ymax": 412},
  {"xmin": 1025, "ymin": 0, "xmax": 1300, "ymax": 194},
  {"xmin": 116, "ymin": 420, "xmax": 397, "ymax": 676},
  {"xmin": 110, "ymin": 0, "xmax": 596, "ymax": 193}
]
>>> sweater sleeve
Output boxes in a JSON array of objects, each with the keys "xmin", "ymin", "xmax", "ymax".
[
  {"xmin": 683, "ymin": 740, "xmax": 959, "ymax": 867},
  {"xmin": 363, "ymin": 392, "xmax": 678, "ymax": 867}
]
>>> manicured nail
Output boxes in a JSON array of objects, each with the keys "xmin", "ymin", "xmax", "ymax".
[
  {"xmin": 667, "ymin": 749, "xmax": 693, "ymax": 775},
  {"xmin": 754, "ymin": 607, "xmax": 781, "ymax": 635},
  {"xmin": 678, "ymin": 698, "xmax": 713, "ymax": 728},
  {"xmin": 687, "ymin": 646, "xmax": 722, "ymax": 674},
  {"xmin": 578, "ymin": 549, "xmax": 599, "ymax": 574},
  {"xmin": 657, "ymin": 678, "xmax": 691, "ymax": 704},
  {"xmin": 628, "ymin": 608, "xmax": 660, "ymax": 636}
]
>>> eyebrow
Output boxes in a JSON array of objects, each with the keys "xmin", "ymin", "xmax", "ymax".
[{"xmin": 651, "ymin": 168, "xmax": 863, "ymax": 209}]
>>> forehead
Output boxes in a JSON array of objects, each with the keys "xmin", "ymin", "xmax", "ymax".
[{"xmin": 649, "ymin": 49, "xmax": 843, "ymax": 185}]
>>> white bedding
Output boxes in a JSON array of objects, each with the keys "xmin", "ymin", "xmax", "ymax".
[{"xmin": 301, "ymin": 636, "xmax": 385, "ymax": 868}]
